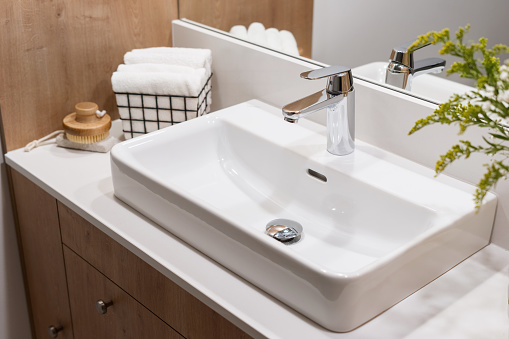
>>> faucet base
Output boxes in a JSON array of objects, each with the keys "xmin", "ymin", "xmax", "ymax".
[{"xmin": 326, "ymin": 90, "xmax": 355, "ymax": 156}]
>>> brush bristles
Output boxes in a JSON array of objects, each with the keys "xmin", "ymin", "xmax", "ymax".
[{"xmin": 66, "ymin": 132, "xmax": 109, "ymax": 144}]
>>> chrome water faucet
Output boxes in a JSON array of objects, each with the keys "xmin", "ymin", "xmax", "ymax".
[
  {"xmin": 385, "ymin": 41, "xmax": 446, "ymax": 90},
  {"xmin": 282, "ymin": 65, "xmax": 355, "ymax": 156}
]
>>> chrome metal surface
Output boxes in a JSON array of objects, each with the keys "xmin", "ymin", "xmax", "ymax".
[
  {"xmin": 389, "ymin": 41, "xmax": 420, "ymax": 68},
  {"xmin": 385, "ymin": 41, "xmax": 445, "ymax": 90},
  {"xmin": 302, "ymin": 66, "xmax": 354, "ymax": 95},
  {"xmin": 414, "ymin": 58, "xmax": 446, "ymax": 76},
  {"xmin": 265, "ymin": 219, "xmax": 303, "ymax": 244},
  {"xmin": 300, "ymin": 65, "xmax": 351, "ymax": 79},
  {"xmin": 282, "ymin": 65, "xmax": 355, "ymax": 156},
  {"xmin": 96, "ymin": 299, "xmax": 113, "ymax": 315},
  {"xmin": 385, "ymin": 62, "xmax": 412, "ymax": 89},
  {"xmin": 48, "ymin": 325, "xmax": 62, "ymax": 338}
]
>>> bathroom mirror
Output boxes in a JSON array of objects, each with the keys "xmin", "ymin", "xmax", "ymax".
[
  {"xmin": 178, "ymin": 0, "xmax": 314, "ymax": 58},
  {"xmin": 178, "ymin": 0, "xmax": 509, "ymax": 104}
]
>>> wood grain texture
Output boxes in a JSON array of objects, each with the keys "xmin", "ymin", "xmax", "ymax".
[
  {"xmin": 64, "ymin": 246, "xmax": 182, "ymax": 339},
  {"xmin": 58, "ymin": 202, "xmax": 251, "ymax": 339},
  {"xmin": 179, "ymin": 0, "xmax": 314, "ymax": 58},
  {"xmin": 10, "ymin": 169, "xmax": 73, "ymax": 339},
  {"xmin": 0, "ymin": 0, "xmax": 178, "ymax": 151}
]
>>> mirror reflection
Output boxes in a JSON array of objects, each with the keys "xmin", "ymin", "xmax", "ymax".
[
  {"xmin": 179, "ymin": 0, "xmax": 509, "ymax": 104},
  {"xmin": 178, "ymin": 0, "xmax": 313, "ymax": 58}
]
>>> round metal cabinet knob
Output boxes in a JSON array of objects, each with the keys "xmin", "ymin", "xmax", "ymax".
[
  {"xmin": 96, "ymin": 299, "xmax": 113, "ymax": 314},
  {"xmin": 48, "ymin": 325, "xmax": 63, "ymax": 338}
]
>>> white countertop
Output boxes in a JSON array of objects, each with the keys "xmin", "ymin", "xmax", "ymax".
[{"xmin": 6, "ymin": 117, "xmax": 509, "ymax": 339}]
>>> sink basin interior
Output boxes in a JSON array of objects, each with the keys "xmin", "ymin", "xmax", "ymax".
[{"xmin": 123, "ymin": 110, "xmax": 441, "ymax": 273}]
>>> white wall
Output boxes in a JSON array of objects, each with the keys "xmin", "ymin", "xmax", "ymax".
[
  {"xmin": 312, "ymin": 0, "xmax": 509, "ymax": 86},
  {"xmin": 0, "ymin": 134, "xmax": 31, "ymax": 338}
]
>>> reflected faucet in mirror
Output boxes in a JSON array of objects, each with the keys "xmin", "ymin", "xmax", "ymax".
[
  {"xmin": 282, "ymin": 66, "xmax": 355, "ymax": 156},
  {"xmin": 385, "ymin": 41, "xmax": 446, "ymax": 90}
]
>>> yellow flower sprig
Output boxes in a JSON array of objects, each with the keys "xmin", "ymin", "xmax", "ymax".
[{"xmin": 408, "ymin": 25, "xmax": 509, "ymax": 209}]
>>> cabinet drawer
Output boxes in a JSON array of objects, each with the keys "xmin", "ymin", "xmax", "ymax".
[
  {"xmin": 58, "ymin": 202, "xmax": 250, "ymax": 338},
  {"xmin": 64, "ymin": 246, "xmax": 182, "ymax": 339}
]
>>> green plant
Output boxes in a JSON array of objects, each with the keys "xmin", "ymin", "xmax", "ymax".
[{"xmin": 408, "ymin": 25, "xmax": 509, "ymax": 209}]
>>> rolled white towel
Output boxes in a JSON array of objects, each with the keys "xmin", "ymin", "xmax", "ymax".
[
  {"xmin": 229, "ymin": 25, "xmax": 248, "ymax": 40},
  {"xmin": 116, "ymin": 63, "xmax": 197, "ymax": 74},
  {"xmin": 247, "ymin": 22, "xmax": 267, "ymax": 46},
  {"xmin": 265, "ymin": 28, "xmax": 283, "ymax": 52},
  {"xmin": 124, "ymin": 47, "xmax": 212, "ymax": 75},
  {"xmin": 111, "ymin": 68, "xmax": 207, "ymax": 96},
  {"xmin": 279, "ymin": 30, "xmax": 300, "ymax": 56}
]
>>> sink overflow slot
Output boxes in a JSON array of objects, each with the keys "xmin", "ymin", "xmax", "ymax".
[{"xmin": 307, "ymin": 169, "xmax": 327, "ymax": 182}]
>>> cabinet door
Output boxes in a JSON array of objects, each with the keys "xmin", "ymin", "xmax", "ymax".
[
  {"xmin": 59, "ymin": 201, "xmax": 252, "ymax": 339},
  {"xmin": 11, "ymin": 169, "xmax": 73, "ymax": 338},
  {"xmin": 63, "ymin": 246, "xmax": 182, "ymax": 339}
]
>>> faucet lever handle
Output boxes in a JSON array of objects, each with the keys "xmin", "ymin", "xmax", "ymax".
[
  {"xmin": 300, "ymin": 66, "xmax": 353, "ymax": 95},
  {"xmin": 393, "ymin": 40, "xmax": 431, "ymax": 53},
  {"xmin": 300, "ymin": 65, "xmax": 351, "ymax": 80},
  {"xmin": 390, "ymin": 40, "xmax": 432, "ymax": 68}
]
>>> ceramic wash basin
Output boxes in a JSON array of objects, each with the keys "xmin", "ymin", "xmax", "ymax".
[
  {"xmin": 353, "ymin": 61, "xmax": 474, "ymax": 103},
  {"xmin": 110, "ymin": 100, "xmax": 496, "ymax": 332}
]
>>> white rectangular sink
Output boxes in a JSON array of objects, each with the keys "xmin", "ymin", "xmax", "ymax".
[{"xmin": 110, "ymin": 100, "xmax": 496, "ymax": 332}]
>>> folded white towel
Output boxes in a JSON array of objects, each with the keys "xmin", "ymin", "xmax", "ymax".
[
  {"xmin": 124, "ymin": 47, "xmax": 212, "ymax": 75},
  {"xmin": 116, "ymin": 63, "xmax": 197, "ymax": 74},
  {"xmin": 231, "ymin": 23, "xmax": 300, "ymax": 56},
  {"xmin": 280, "ymin": 30, "xmax": 300, "ymax": 56},
  {"xmin": 111, "ymin": 68, "xmax": 207, "ymax": 96},
  {"xmin": 229, "ymin": 25, "xmax": 248, "ymax": 40},
  {"xmin": 247, "ymin": 22, "xmax": 267, "ymax": 46},
  {"xmin": 115, "ymin": 47, "xmax": 213, "ymax": 139},
  {"xmin": 265, "ymin": 28, "xmax": 283, "ymax": 52}
]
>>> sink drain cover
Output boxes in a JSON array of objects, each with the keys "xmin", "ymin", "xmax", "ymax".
[{"xmin": 265, "ymin": 219, "xmax": 303, "ymax": 244}]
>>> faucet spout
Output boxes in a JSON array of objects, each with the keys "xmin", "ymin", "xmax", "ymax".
[
  {"xmin": 282, "ymin": 89, "xmax": 342, "ymax": 121},
  {"xmin": 282, "ymin": 66, "xmax": 355, "ymax": 156},
  {"xmin": 413, "ymin": 57, "xmax": 446, "ymax": 77}
]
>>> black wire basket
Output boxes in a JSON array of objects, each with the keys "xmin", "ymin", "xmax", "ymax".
[{"xmin": 115, "ymin": 73, "xmax": 212, "ymax": 139}]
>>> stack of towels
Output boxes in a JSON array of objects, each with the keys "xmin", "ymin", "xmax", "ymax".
[
  {"xmin": 111, "ymin": 47, "xmax": 212, "ymax": 139},
  {"xmin": 229, "ymin": 22, "xmax": 300, "ymax": 56}
]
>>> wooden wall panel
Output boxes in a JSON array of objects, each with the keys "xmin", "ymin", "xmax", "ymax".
[
  {"xmin": 179, "ymin": 0, "xmax": 314, "ymax": 58},
  {"xmin": 0, "ymin": 0, "xmax": 178, "ymax": 151}
]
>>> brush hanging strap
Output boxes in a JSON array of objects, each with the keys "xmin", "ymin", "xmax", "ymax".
[{"xmin": 24, "ymin": 130, "xmax": 64, "ymax": 152}]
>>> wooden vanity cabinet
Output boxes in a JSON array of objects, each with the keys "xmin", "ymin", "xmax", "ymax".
[
  {"xmin": 58, "ymin": 201, "xmax": 251, "ymax": 339},
  {"xmin": 11, "ymin": 169, "xmax": 73, "ymax": 339},
  {"xmin": 11, "ymin": 169, "xmax": 251, "ymax": 339}
]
